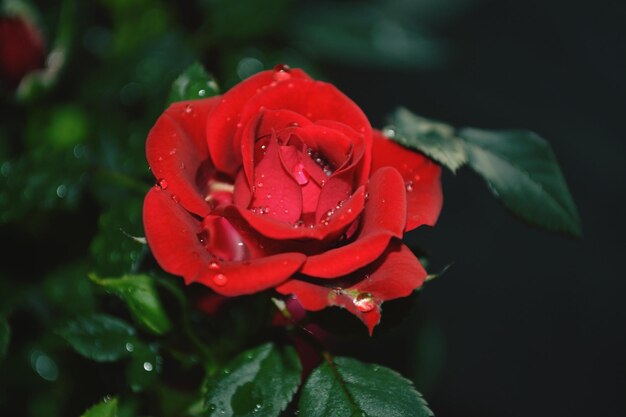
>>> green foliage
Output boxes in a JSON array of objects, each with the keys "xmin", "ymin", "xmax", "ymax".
[
  {"xmin": 386, "ymin": 107, "xmax": 467, "ymax": 172},
  {"xmin": 387, "ymin": 107, "xmax": 582, "ymax": 237},
  {"xmin": 57, "ymin": 314, "xmax": 137, "ymax": 362},
  {"xmin": 126, "ymin": 344, "xmax": 161, "ymax": 392},
  {"xmin": 168, "ymin": 62, "xmax": 220, "ymax": 104},
  {"xmin": 459, "ymin": 128, "xmax": 582, "ymax": 237},
  {"xmin": 299, "ymin": 356, "xmax": 433, "ymax": 417},
  {"xmin": 81, "ymin": 397, "xmax": 118, "ymax": 417},
  {"xmin": 89, "ymin": 273, "xmax": 172, "ymax": 335},
  {"xmin": 205, "ymin": 343, "xmax": 302, "ymax": 417},
  {"xmin": 90, "ymin": 198, "xmax": 146, "ymax": 276},
  {"xmin": 0, "ymin": 317, "xmax": 9, "ymax": 362}
]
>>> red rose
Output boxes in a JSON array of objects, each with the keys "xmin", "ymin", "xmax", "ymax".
[
  {"xmin": 143, "ymin": 66, "xmax": 442, "ymax": 334},
  {"xmin": 0, "ymin": 16, "xmax": 45, "ymax": 85}
]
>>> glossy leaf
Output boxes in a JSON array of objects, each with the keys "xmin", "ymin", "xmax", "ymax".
[
  {"xmin": 0, "ymin": 317, "xmax": 9, "ymax": 361},
  {"xmin": 459, "ymin": 127, "xmax": 582, "ymax": 237},
  {"xmin": 299, "ymin": 356, "xmax": 433, "ymax": 417},
  {"xmin": 81, "ymin": 397, "xmax": 118, "ymax": 417},
  {"xmin": 90, "ymin": 273, "xmax": 172, "ymax": 335},
  {"xmin": 90, "ymin": 197, "xmax": 146, "ymax": 276},
  {"xmin": 205, "ymin": 343, "xmax": 302, "ymax": 417},
  {"xmin": 57, "ymin": 314, "xmax": 137, "ymax": 362},
  {"xmin": 168, "ymin": 62, "xmax": 219, "ymax": 104},
  {"xmin": 386, "ymin": 107, "xmax": 467, "ymax": 172}
]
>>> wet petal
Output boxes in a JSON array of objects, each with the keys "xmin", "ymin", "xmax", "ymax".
[
  {"xmin": 371, "ymin": 130, "xmax": 443, "ymax": 231},
  {"xmin": 302, "ymin": 167, "xmax": 406, "ymax": 277},
  {"xmin": 146, "ymin": 98, "xmax": 220, "ymax": 217}
]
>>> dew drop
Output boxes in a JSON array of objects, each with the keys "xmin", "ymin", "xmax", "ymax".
[
  {"xmin": 405, "ymin": 181, "xmax": 414, "ymax": 192},
  {"xmin": 213, "ymin": 273, "xmax": 228, "ymax": 286},
  {"xmin": 125, "ymin": 342, "xmax": 134, "ymax": 352},
  {"xmin": 382, "ymin": 126, "xmax": 396, "ymax": 138},
  {"xmin": 170, "ymin": 194, "xmax": 180, "ymax": 203},
  {"xmin": 184, "ymin": 104, "xmax": 193, "ymax": 114},
  {"xmin": 293, "ymin": 220, "xmax": 304, "ymax": 228},
  {"xmin": 292, "ymin": 162, "xmax": 309, "ymax": 185},
  {"xmin": 198, "ymin": 89, "xmax": 206, "ymax": 97},
  {"xmin": 143, "ymin": 362, "xmax": 153, "ymax": 372},
  {"xmin": 197, "ymin": 231, "xmax": 208, "ymax": 245},
  {"xmin": 157, "ymin": 178, "xmax": 168, "ymax": 189},
  {"xmin": 56, "ymin": 184, "xmax": 67, "ymax": 199},
  {"xmin": 273, "ymin": 64, "xmax": 291, "ymax": 81},
  {"xmin": 353, "ymin": 292, "xmax": 376, "ymax": 313},
  {"xmin": 209, "ymin": 261, "xmax": 220, "ymax": 270}
]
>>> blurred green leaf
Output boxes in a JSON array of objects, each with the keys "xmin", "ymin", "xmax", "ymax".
[
  {"xmin": 90, "ymin": 273, "xmax": 172, "ymax": 335},
  {"xmin": 81, "ymin": 397, "xmax": 118, "ymax": 417},
  {"xmin": 90, "ymin": 197, "xmax": 146, "ymax": 276},
  {"xmin": 0, "ymin": 147, "xmax": 87, "ymax": 224},
  {"xmin": 126, "ymin": 344, "xmax": 160, "ymax": 392},
  {"xmin": 168, "ymin": 62, "xmax": 219, "ymax": 104},
  {"xmin": 205, "ymin": 343, "xmax": 301, "ymax": 417},
  {"xmin": 386, "ymin": 107, "xmax": 467, "ymax": 172},
  {"xmin": 43, "ymin": 263, "xmax": 96, "ymax": 317},
  {"xmin": 299, "ymin": 356, "xmax": 433, "ymax": 417},
  {"xmin": 205, "ymin": 0, "xmax": 290, "ymax": 41},
  {"xmin": 0, "ymin": 317, "xmax": 10, "ymax": 362},
  {"xmin": 459, "ymin": 128, "xmax": 582, "ymax": 237},
  {"xmin": 57, "ymin": 314, "xmax": 137, "ymax": 362},
  {"xmin": 290, "ymin": 3, "xmax": 447, "ymax": 69}
]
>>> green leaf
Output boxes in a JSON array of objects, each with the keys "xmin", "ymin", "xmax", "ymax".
[
  {"xmin": 81, "ymin": 397, "xmax": 118, "ymax": 417},
  {"xmin": 168, "ymin": 62, "xmax": 219, "ymax": 104},
  {"xmin": 90, "ymin": 197, "xmax": 146, "ymax": 276},
  {"xmin": 90, "ymin": 273, "xmax": 172, "ymax": 335},
  {"xmin": 386, "ymin": 107, "xmax": 467, "ymax": 172},
  {"xmin": 205, "ymin": 343, "xmax": 302, "ymax": 417},
  {"xmin": 0, "ymin": 317, "xmax": 10, "ymax": 361},
  {"xmin": 126, "ymin": 344, "xmax": 160, "ymax": 392},
  {"xmin": 299, "ymin": 356, "xmax": 433, "ymax": 417},
  {"xmin": 57, "ymin": 314, "xmax": 137, "ymax": 362},
  {"xmin": 459, "ymin": 128, "xmax": 582, "ymax": 237}
]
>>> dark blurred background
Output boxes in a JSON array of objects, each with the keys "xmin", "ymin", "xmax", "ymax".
[
  {"xmin": 1, "ymin": 0, "xmax": 624, "ymax": 416},
  {"xmin": 331, "ymin": 1, "xmax": 626, "ymax": 416}
]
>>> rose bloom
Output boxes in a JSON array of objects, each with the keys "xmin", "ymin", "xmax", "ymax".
[
  {"xmin": 143, "ymin": 66, "xmax": 442, "ymax": 334},
  {"xmin": 0, "ymin": 15, "xmax": 45, "ymax": 85}
]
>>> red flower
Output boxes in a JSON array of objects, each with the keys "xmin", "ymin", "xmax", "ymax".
[
  {"xmin": 143, "ymin": 66, "xmax": 442, "ymax": 334},
  {"xmin": 0, "ymin": 16, "xmax": 45, "ymax": 85}
]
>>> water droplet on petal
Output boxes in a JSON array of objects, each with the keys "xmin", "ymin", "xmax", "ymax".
[
  {"xmin": 292, "ymin": 162, "xmax": 309, "ymax": 185},
  {"xmin": 213, "ymin": 273, "xmax": 228, "ymax": 286},
  {"xmin": 273, "ymin": 64, "xmax": 291, "ymax": 81},
  {"xmin": 405, "ymin": 181, "xmax": 414, "ymax": 192},
  {"xmin": 157, "ymin": 178, "xmax": 168, "ymax": 189},
  {"xmin": 209, "ymin": 261, "xmax": 220, "ymax": 270},
  {"xmin": 184, "ymin": 104, "xmax": 193, "ymax": 114},
  {"xmin": 197, "ymin": 231, "xmax": 208, "ymax": 245},
  {"xmin": 354, "ymin": 292, "xmax": 376, "ymax": 313}
]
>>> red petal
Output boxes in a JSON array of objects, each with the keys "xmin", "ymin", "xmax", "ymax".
[
  {"xmin": 206, "ymin": 69, "xmax": 311, "ymax": 175},
  {"xmin": 277, "ymin": 241, "xmax": 425, "ymax": 335},
  {"xmin": 146, "ymin": 98, "xmax": 220, "ymax": 217},
  {"xmin": 301, "ymin": 166, "xmax": 406, "ymax": 277},
  {"xmin": 239, "ymin": 78, "xmax": 371, "ymax": 148},
  {"xmin": 194, "ymin": 251, "xmax": 306, "ymax": 296},
  {"xmin": 228, "ymin": 186, "xmax": 365, "ymax": 241},
  {"xmin": 371, "ymin": 130, "xmax": 443, "ymax": 231},
  {"xmin": 143, "ymin": 186, "xmax": 210, "ymax": 281},
  {"xmin": 249, "ymin": 133, "xmax": 303, "ymax": 223},
  {"xmin": 144, "ymin": 187, "xmax": 305, "ymax": 296}
]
